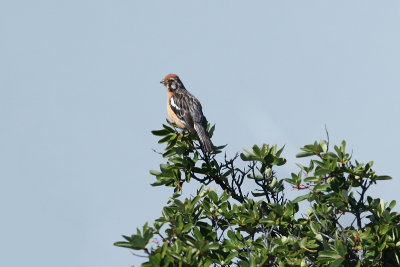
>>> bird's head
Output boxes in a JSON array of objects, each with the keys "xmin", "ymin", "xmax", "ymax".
[{"xmin": 160, "ymin": 74, "xmax": 184, "ymax": 91}]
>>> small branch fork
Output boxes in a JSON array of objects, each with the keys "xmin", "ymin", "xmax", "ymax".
[
  {"xmin": 199, "ymin": 151, "xmax": 247, "ymax": 203},
  {"xmin": 187, "ymin": 142, "xmax": 287, "ymax": 206}
]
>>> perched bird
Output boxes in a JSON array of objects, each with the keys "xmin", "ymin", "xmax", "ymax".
[{"xmin": 160, "ymin": 74, "xmax": 214, "ymax": 153}]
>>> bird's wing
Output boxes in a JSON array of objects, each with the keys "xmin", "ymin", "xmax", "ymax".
[{"xmin": 169, "ymin": 90, "xmax": 201, "ymax": 132}]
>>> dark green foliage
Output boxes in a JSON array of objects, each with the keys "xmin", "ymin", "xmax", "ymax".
[{"xmin": 115, "ymin": 121, "xmax": 400, "ymax": 266}]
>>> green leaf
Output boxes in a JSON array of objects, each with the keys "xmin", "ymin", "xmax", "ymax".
[
  {"xmin": 314, "ymin": 183, "xmax": 330, "ymax": 192},
  {"xmin": 208, "ymin": 124, "xmax": 216, "ymax": 137},
  {"xmin": 378, "ymin": 240, "xmax": 387, "ymax": 251},
  {"xmin": 182, "ymin": 223, "xmax": 193, "ymax": 233},
  {"xmin": 162, "ymin": 149, "xmax": 176, "ymax": 158},
  {"xmin": 253, "ymin": 144, "xmax": 262, "ymax": 157},
  {"xmin": 376, "ymin": 175, "xmax": 392, "ymax": 180},
  {"xmin": 379, "ymin": 198, "xmax": 385, "ymax": 213},
  {"xmin": 275, "ymin": 157, "xmax": 287, "ymax": 166},
  {"xmin": 227, "ymin": 230, "xmax": 235, "ymax": 240},
  {"xmin": 150, "ymin": 253, "xmax": 161, "ymax": 266},
  {"xmin": 319, "ymin": 250, "xmax": 340, "ymax": 259},
  {"xmin": 151, "ymin": 129, "xmax": 170, "ymax": 136},
  {"xmin": 315, "ymin": 233, "xmax": 323, "ymax": 242},
  {"xmin": 293, "ymin": 193, "xmax": 311, "ymax": 203},
  {"xmin": 324, "ymin": 152, "xmax": 338, "ymax": 159},
  {"xmin": 388, "ymin": 200, "xmax": 397, "ymax": 211},
  {"xmin": 276, "ymin": 145, "xmax": 285, "ymax": 157},
  {"xmin": 193, "ymin": 227, "xmax": 204, "ymax": 241},
  {"xmin": 149, "ymin": 170, "xmax": 161, "ymax": 176},
  {"xmin": 341, "ymin": 140, "xmax": 346, "ymax": 149},
  {"xmin": 208, "ymin": 191, "xmax": 219, "ymax": 203},
  {"xmin": 304, "ymin": 176, "xmax": 319, "ymax": 183},
  {"xmin": 309, "ymin": 221, "xmax": 319, "ymax": 235},
  {"xmin": 320, "ymin": 140, "xmax": 328, "ymax": 153},
  {"xmin": 131, "ymin": 235, "xmax": 147, "ymax": 250},
  {"xmin": 224, "ymin": 251, "xmax": 238, "ymax": 264},
  {"xmin": 248, "ymin": 173, "xmax": 263, "ymax": 180},
  {"xmin": 240, "ymin": 153, "xmax": 249, "ymax": 161},
  {"xmin": 113, "ymin": 241, "xmax": 131, "ymax": 248},
  {"xmin": 296, "ymin": 151, "xmax": 315, "ymax": 158},
  {"xmin": 252, "ymin": 191, "xmax": 266, "ymax": 197},
  {"xmin": 208, "ymin": 242, "xmax": 219, "ymax": 250},
  {"xmin": 314, "ymin": 168, "xmax": 329, "ymax": 176},
  {"xmin": 335, "ymin": 240, "xmax": 347, "ymax": 257},
  {"xmin": 269, "ymin": 177, "xmax": 277, "ymax": 188},
  {"xmin": 330, "ymin": 258, "xmax": 344, "ymax": 267},
  {"xmin": 158, "ymin": 134, "xmax": 174, "ymax": 144}
]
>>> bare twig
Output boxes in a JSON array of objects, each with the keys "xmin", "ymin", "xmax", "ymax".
[{"xmin": 152, "ymin": 148, "xmax": 163, "ymax": 155}]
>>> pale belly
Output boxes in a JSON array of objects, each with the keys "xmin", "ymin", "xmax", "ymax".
[{"xmin": 167, "ymin": 99, "xmax": 185, "ymax": 129}]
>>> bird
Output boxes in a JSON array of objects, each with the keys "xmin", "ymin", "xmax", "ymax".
[{"xmin": 160, "ymin": 74, "xmax": 214, "ymax": 153}]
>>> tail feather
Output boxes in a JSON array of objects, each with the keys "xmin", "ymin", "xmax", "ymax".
[{"xmin": 194, "ymin": 123, "xmax": 214, "ymax": 153}]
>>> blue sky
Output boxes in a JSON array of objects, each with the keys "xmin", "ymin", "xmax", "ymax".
[{"xmin": 1, "ymin": 1, "xmax": 399, "ymax": 266}]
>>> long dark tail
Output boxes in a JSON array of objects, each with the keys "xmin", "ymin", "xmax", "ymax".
[{"xmin": 194, "ymin": 123, "xmax": 214, "ymax": 153}]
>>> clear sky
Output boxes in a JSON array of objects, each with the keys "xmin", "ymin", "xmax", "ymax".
[{"xmin": 1, "ymin": 1, "xmax": 399, "ymax": 266}]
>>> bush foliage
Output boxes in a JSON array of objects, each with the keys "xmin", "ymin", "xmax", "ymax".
[{"xmin": 115, "ymin": 122, "xmax": 400, "ymax": 266}]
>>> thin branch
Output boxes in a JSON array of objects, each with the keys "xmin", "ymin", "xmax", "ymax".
[
  {"xmin": 310, "ymin": 202, "xmax": 330, "ymax": 235},
  {"xmin": 151, "ymin": 148, "xmax": 163, "ymax": 155}
]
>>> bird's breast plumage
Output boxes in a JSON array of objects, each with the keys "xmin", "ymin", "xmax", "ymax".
[{"xmin": 167, "ymin": 90, "xmax": 186, "ymax": 129}]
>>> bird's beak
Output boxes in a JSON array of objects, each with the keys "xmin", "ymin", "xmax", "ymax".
[{"xmin": 160, "ymin": 80, "xmax": 166, "ymax": 85}]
